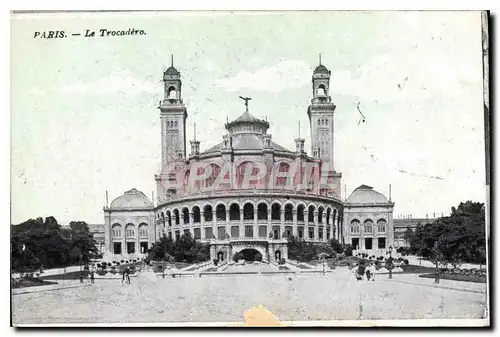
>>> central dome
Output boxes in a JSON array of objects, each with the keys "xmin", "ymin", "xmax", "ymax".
[
  {"xmin": 225, "ymin": 109, "xmax": 270, "ymax": 135},
  {"xmin": 110, "ymin": 188, "xmax": 153, "ymax": 209},
  {"xmin": 346, "ymin": 185, "xmax": 389, "ymax": 205}
]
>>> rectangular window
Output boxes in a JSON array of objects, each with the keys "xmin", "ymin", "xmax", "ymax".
[
  {"xmin": 308, "ymin": 227, "xmax": 314, "ymax": 239},
  {"xmin": 365, "ymin": 238, "xmax": 373, "ymax": 250},
  {"xmin": 168, "ymin": 232, "xmax": 172, "ymax": 240},
  {"xmin": 205, "ymin": 227, "xmax": 213, "ymax": 239},
  {"xmin": 258, "ymin": 225, "xmax": 267, "ymax": 238},
  {"xmin": 326, "ymin": 228, "xmax": 331, "ymax": 239},
  {"xmin": 298, "ymin": 226, "xmax": 304, "ymax": 239},
  {"xmin": 272, "ymin": 225, "xmax": 280, "ymax": 239},
  {"xmin": 193, "ymin": 228, "xmax": 201, "ymax": 239},
  {"xmin": 285, "ymin": 226, "xmax": 293, "ymax": 238},
  {"xmin": 127, "ymin": 242, "xmax": 135, "ymax": 254},
  {"xmin": 175, "ymin": 231, "xmax": 180, "ymax": 241},
  {"xmin": 231, "ymin": 226, "xmax": 239, "ymax": 238},
  {"xmin": 245, "ymin": 226, "xmax": 253, "ymax": 238},
  {"xmin": 218, "ymin": 226, "xmax": 226, "ymax": 239},
  {"xmin": 113, "ymin": 242, "xmax": 122, "ymax": 254},
  {"xmin": 140, "ymin": 242, "xmax": 148, "ymax": 254},
  {"xmin": 183, "ymin": 229, "xmax": 190, "ymax": 236},
  {"xmin": 351, "ymin": 238, "xmax": 359, "ymax": 249},
  {"xmin": 318, "ymin": 227, "xmax": 324, "ymax": 239},
  {"xmin": 378, "ymin": 238, "xmax": 386, "ymax": 249}
]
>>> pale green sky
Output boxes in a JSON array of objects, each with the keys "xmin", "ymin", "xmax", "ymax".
[{"xmin": 11, "ymin": 11, "xmax": 486, "ymax": 224}]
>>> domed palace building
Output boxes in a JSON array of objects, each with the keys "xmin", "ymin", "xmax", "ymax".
[{"xmin": 103, "ymin": 60, "xmax": 395, "ymax": 262}]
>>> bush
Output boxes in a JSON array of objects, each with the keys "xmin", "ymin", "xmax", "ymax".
[
  {"xmin": 278, "ymin": 258, "xmax": 286, "ymax": 265},
  {"xmin": 213, "ymin": 259, "xmax": 218, "ymax": 266},
  {"xmin": 120, "ymin": 260, "xmax": 124, "ymax": 263},
  {"xmin": 403, "ymin": 259, "xmax": 409, "ymax": 265},
  {"xmin": 153, "ymin": 265, "xmax": 164, "ymax": 273}
]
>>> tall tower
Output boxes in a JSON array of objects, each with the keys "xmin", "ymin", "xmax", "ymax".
[
  {"xmin": 307, "ymin": 55, "xmax": 336, "ymax": 169},
  {"xmin": 158, "ymin": 56, "xmax": 188, "ymax": 167}
]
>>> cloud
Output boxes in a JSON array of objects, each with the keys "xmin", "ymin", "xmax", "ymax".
[
  {"xmin": 215, "ymin": 60, "xmax": 311, "ymax": 93},
  {"xmin": 54, "ymin": 70, "xmax": 161, "ymax": 96}
]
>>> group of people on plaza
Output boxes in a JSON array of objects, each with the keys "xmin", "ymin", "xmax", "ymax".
[
  {"xmin": 353, "ymin": 262, "xmax": 376, "ymax": 281},
  {"xmin": 84, "ymin": 265, "xmax": 132, "ymax": 284}
]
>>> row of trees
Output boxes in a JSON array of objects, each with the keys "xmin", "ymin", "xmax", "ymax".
[
  {"xmin": 147, "ymin": 233, "xmax": 210, "ymax": 263},
  {"xmin": 11, "ymin": 217, "xmax": 99, "ymax": 272},
  {"xmin": 405, "ymin": 201, "xmax": 487, "ymax": 266},
  {"xmin": 287, "ymin": 236, "xmax": 353, "ymax": 262}
]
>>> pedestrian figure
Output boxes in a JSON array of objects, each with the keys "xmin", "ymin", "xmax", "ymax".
[
  {"xmin": 90, "ymin": 267, "xmax": 95, "ymax": 284},
  {"xmin": 121, "ymin": 268, "xmax": 127, "ymax": 284},
  {"xmin": 366, "ymin": 264, "xmax": 372, "ymax": 281},
  {"xmin": 356, "ymin": 263, "xmax": 366, "ymax": 281},
  {"xmin": 125, "ymin": 267, "xmax": 131, "ymax": 284}
]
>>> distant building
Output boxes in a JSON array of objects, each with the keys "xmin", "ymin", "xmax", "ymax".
[
  {"xmin": 393, "ymin": 217, "xmax": 437, "ymax": 247},
  {"xmin": 344, "ymin": 185, "xmax": 394, "ymax": 253}
]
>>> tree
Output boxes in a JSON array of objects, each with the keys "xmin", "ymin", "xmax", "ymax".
[
  {"xmin": 11, "ymin": 217, "xmax": 99, "ymax": 271},
  {"xmin": 404, "ymin": 226, "xmax": 414, "ymax": 246},
  {"xmin": 69, "ymin": 221, "xmax": 99, "ymax": 264},
  {"xmin": 148, "ymin": 234, "xmax": 209, "ymax": 263},
  {"xmin": 408, "ymin": 201, "xmax": 486, "ymax": 264}
]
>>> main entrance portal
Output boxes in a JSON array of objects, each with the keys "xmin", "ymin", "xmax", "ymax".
[{"xmin": 237, "ymin": 249, "xmax": 263, "ymax": 262}]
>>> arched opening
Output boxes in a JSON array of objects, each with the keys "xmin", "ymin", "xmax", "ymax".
[
  {"xmin": 364, "ymin": 219, "xmax": 374, "ymax": 234},
  {"xmin": 308, "ymin": 205, "xmax": 315, "ymax": 222},
  {"xmin": 167, "ymin": 86, "xmax": 177, "ymax": 99},
  {"xmin": 204, "ymin": 164, "xmax": 221, "ymax": 189},
  {"xmin": 125, "ymin": 223, "xmax": 135, "ymax": 238},
  {"xmin": 192, "ymin": 206, "xmax": 201, "ymax": 223},
  {"xmin": 284, "ymin": 204, "xmax": 293, "ymax": 221},
  {"xmin": 236, "ymin": 161, "xmax": 264, "ymax": 189},
  {"xmin": 326, "ymin": 208, "xmax": 331, "ymax": 225},
  {"xmin": 377, "ymin": 219, "xmax": 387, "ymax": 233},
  {"xmin": 203, "ymin": 205, "xmax": 213, "ymax": 222},
  {"xmin": 216, "ymin": 251, "xmax": 225, "ymax": 262},
  {"xmin": 216, "ymin": 204, "xmax": 226, "ymax": 221},
  {"xmin": 257, "ymin": 203, "xmax": 268, "ymax": 220},
  {"xmin": 112, "ymin": 223, "xmax": 122, "ymax": 238},
  {"xmin": 275, "ymin": 162, "xmax": 291, "ymax": 188},
  {"xmin": 243, "ymin": 203, "xmax": 254, "ymax": 220},
  {"xmin": 275, "ymin": 250, "xmax": 282, "ymax": 261},
  {"xmin": 317, "ymin": 84, "xmax": 326, "ymax": 96},
  {"xmin": 165, "ymin": 211, "xmax": 171, "ymax": 226},
  {"xmin": 229, "ymin": 203, "xmax": 240, "ymax": 220},
  {"xmin": 350, "ymin": 219, "xmax": 360, "ymax": 234},
  {"xmin": 182, "ymin": 208, "xmax": 189, "ymax": 224},
  {"xmin": 297, "ymin": 205, "xmax": 305, "ymax": 222},
  {"xmin": 138, "ymin": 223, "xmax": 148, "ymax": 238},
  {"xmin": 173, "ymin": 209, "xmax": 180, "ymax": 225},
  {"xmin": 271, "ymin": 203, "xmax": 281, "ymax": 221},
  {"xmin": 318, "ymin": 206, "xmax": 324, "ymax": 223},
  {"xmin": 234, "ymin": 249, "xmax": 263, "ymax": 262}
]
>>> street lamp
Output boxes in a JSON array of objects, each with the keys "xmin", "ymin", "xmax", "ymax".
[{"xmin": 386, "ymin": 245, "xmax": 394, "ymax": 279}]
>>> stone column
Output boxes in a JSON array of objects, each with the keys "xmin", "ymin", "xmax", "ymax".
[
  {"xmin": 212, "ymin": 210, "xmax": 216, "ymax": 239},
  {"xmin": 268, "ymin": 208, "xmax": 272, "ymax": 238},
  {"xmin": 292, "ymin": 210, "xmax": 298, "ymax": 236},
  {"xmin": 304, "ymin": 210, "xmax": 309, "ymax": 241},
  {"xmin": 280, "ymin": 210, "xmax": 285, "ymax": 239},
  {"xmin": 314, "ymin": 211, "xmax": 319, "ymax": 241},
  {"xmin": 189, "ymin": 212, "xmax": 194, "ymax": 226},
  {"xmin": 253, "ymin": 209, "xmax": 258, "ymax": 238},
  {"xmin": 226, "ymin": 209, "xmax": 230, "ymax": 239},
  {"xmin": 240, "ymin": 209, "xmax": 244, "ymax": 238}
]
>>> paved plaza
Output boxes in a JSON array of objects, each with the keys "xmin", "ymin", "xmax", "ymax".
[{"xmin": 12, "ymin": 266, "xmax": 487, "ymax": 325}]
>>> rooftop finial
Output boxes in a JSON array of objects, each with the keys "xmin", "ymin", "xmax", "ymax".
[
  {"xmin": 298, "ymin": 120, "xmax": 301, "ymax": 139},
  {"xmin": 239, "ymin": 95, "xmax": 252, "ymax": 112},
  {"xmin": 194, "ymin": 123, "xmax": 197, "ymax": 141},
  {"xmin": 319, "ymin": 53, "xmax": 322, "ymax": 65},
  {"xmin": 171, "ymin": 54, "xmax": 174, "ymax": 67}
]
